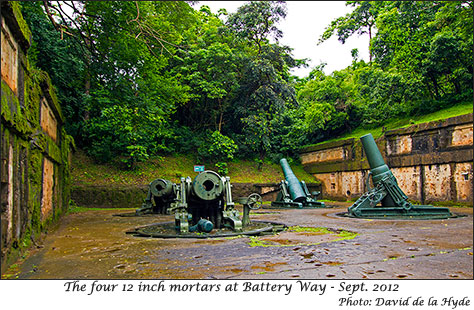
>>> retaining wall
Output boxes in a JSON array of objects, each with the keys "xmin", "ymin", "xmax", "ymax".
[
  {"xmin": 1, "ymin": 2, "xmax": 74, "ymax": 272},
  {"xmin": 300, "ymin": 114, "xmax": 473, "ymax": 204}
]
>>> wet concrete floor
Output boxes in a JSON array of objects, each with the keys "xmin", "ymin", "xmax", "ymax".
[{"xmin": 3, "ymin": 204, "xmax": 473, "ymax": 279}]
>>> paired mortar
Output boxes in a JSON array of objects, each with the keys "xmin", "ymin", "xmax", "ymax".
[{"xmin": 134, "ymin": 170, "xmax": 281, "ymax": 237}]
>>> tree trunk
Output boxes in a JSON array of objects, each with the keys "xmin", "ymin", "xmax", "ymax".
[
  {"xmin": 368, "ymin": 26, "xmax": 373, "ymax": 63},
  {"xmin": 218, "ymin": 99, "xmax": 223, "ymax": 132},
  {"xmin": 258, "ymin": 150, "xmax": 265, "ymax": 171}
]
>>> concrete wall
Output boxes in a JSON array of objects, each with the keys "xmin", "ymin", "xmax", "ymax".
[
  {"xmin": 300, "ymin": 114, "xmax": 473, "ymax": 204},
  {"xmin": 1, "ymin": 2, "xmax": 73, "ymax": 272}
]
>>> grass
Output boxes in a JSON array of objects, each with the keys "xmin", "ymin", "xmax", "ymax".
[
  {"xmin": 67, "ymin": 205, "xmax": 135, "ymax": 214},
  {"xmin": 71, "ymin": 151, "xmax": 318, "ymax": 186},
  {"xmin": 304, "ymin": 101, "xmax": 473, "ymax": 147},
  {"xmin": 247, "ymin": 226, "xmax": 358, "ymax": 248}
]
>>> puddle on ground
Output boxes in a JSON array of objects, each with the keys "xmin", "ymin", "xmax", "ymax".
[{"xmin": 250, "ymin": 261, "xmax": 288, "ymax": 273}]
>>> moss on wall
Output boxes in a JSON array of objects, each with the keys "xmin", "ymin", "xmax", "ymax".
[{"xmin": 1, "ymin": 1, "xmax": 74, "ymax": 273}]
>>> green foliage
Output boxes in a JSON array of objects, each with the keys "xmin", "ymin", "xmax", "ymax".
[
  {"xmin": 297, "ymin": 65, "xmax": 359, "ymax": 139},
  {"xmin": 197, "ymin": 131, "xmax": 238, "ymax": 164},
  {"xmin": 225, "ymin": 1, "xmax": 287, "ymax": 53},
  {"xmin": 266, "ymin": 107, "xmax": 308, "ymax": 161},
  {"xmin": 371, "ymin": 1, "xmax": 472, "ymax": 107},
  {"xmin": 172, "ymin": 35, "xmax": 240, "ymax": 131},
  {"xmin": 301, "ymin": 1, "xmax": 473, "ymax": 144},
  {"xmin": 215, "ymin": 162, "xmax": 228, "ymax": 176},
  {"xmin": 71, "ymin": 149, "xmax": 316, "ymax": 185},
  {"xmin": 354, "ymin": 66, "xmax": 421, "ymax": 126},
  {"xmin": 319, "ymin": 1, "xmax": 386, "ymax": 61},
  {"xmin": 169, "ymin": 125, "xmax": 202, "ymax": 154},
  {"xmin": 320, "ymin": 1, "xmax": 382, "ymax": 43},
  {"xmin": 20, "ymin": 1, "xmax": 87, "ymax": 141},
  {"xmin": 84, "ymin": 103, "xmax": 170, "ymax": 169},
  {"xmin": 22, "ymin": 1, "xmax": 193, "ymax": 165},
  {"xmin": 21, "ymin": 0, "xmax": 472, "ymax": 166},
  {"xmin": 229, "ymin": 48, "xmax": 300, "ymax": 163},
  {"xmin": 304, "ymin": 101, "xmax": 473, "ymax": 148}
]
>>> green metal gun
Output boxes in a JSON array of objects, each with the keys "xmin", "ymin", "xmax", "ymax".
[
  {"xmin": 271, "ymin": 158, "xmax": 325, "ymax": 208},
  {"xmin": 348, "ymin": 133, "xmax": 453, "ymax": 219},
  {"xmin": 136, "ymin": 178, "xmax": 177, "ymax": 215},
  {"xmin": 136, "ymin": 170, "xmax": 245, "ymax": 233},
  {"xmin": 175, "ymin": 170, "xmax": 242, "ymax": 233},
  {"xmin": 188, "ymin": 218, "xmax": 214, "ymax": 233}
]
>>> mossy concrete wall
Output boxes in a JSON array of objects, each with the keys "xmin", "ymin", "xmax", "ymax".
[
  {"xmin": 71, "ymin": 185, "xmax": 149, "ymax": 209},
  {"xmin": 1, "ymin": 2, "xmax": 74, "ymax": 273},
  {"xmin": 300, "ymin": 114, "xmax": 473, "ymax": 204}
]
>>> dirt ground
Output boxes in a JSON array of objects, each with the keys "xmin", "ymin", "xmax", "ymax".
[{"xmin": 2, "ymin": 204, "xmax": 473, "ymax": 280}]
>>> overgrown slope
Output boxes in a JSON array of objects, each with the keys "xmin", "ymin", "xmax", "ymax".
[
  {"xmin": 303, "ymin": 101, "xmax": 473, "ymax": 148},
  {"xmin": 71, "ymin": 151, "xmax": 317, "ymax": 186}
]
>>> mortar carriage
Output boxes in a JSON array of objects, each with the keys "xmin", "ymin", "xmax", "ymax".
[
  {"xmin": 134, "ymin": 170, "xmax": 277, "ymax": 236},
  {"xmin": 347, "ymin": 133, "xmax": 454, "ymax": 219},
  {"xmin": 270, "ymin": 158, "xmax": 326, "ymax": 208}
]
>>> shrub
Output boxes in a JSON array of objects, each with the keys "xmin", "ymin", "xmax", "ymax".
[{"xmin": 197, "ymin": 131, "xmax": 238, "ymax": 164}]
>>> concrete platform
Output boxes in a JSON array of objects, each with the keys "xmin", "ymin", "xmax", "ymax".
[{"xmin": 2, "ymin": 205, "xmax": 472, "ymax": 279}]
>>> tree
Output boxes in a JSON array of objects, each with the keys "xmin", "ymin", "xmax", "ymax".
[
  {"xmin": 225, "ymin": 1, "xmax": 287, "ymax": 54},
  {"xmin": 371, "ymin": 1, "xmax": 472, "ymax": 110},
  {"xmin": 171, "ymin": 7, "xmax": 241, "ymax": 133},
  {"xmin": 223, "ymin": 1, "xmax": 305, "ymax": 165},
  {"xmin": 297, "ymin": 65, "xmax": 359, "ymax": 137},
  {"xmin": 23, "ymin": 1, "xmax": 197, "ymax": 166},
  {"xmin": 20, "ymin": 1, "xmax": 87, "ymax": 142},
  {"xmin": 230, "ymin": 44, "xmax": 299, "ymax": 166},
  {"xmin": 80, "ymin": 1, "xmax": 194, "ymax": 165},
  {"xmin": 319, "ymin": 1, "xmax": 386, "ymax": 62},
  {"xmin": 311, "ymin": 0, "xmax": 473, "ymax": 134},
  {"xmin": 354, "ymin": 65, "xmax": 421, "ymax": 125}
]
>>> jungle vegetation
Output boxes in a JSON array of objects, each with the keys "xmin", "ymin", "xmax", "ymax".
[{"xmin": 20, "ymin": 1, "xmax": 473, "ymax": 171}]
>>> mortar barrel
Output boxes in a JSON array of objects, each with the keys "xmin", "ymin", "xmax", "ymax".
[
  {"xmin": 192, "ymin": 170, "xmax": 224, "ymax": 201},
  {"xmin": 150, "ymin": 179, "xmax": 174, "ymax": 197},
  {"xmin": 280, "ymin": 158, "xmax": 306, "ymax": 202},
  {"xmin": 360, "ymin": 133, "xmax": 391, "ymax": 183}
]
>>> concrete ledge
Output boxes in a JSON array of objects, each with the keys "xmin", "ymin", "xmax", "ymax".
[
  {"xmin": 301, "ymin": 138, "xmax": 355, "ymax": 153},
  {"xmin": 388, "ymin": 148, "xmax": 473, "ymax": 167},
  {"xmin": 385, "ymin": 114, "xmax": 473, "ymax": 137}
]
